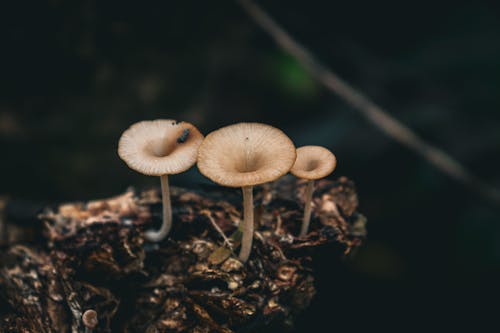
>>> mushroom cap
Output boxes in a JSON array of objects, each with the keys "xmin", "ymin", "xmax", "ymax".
[
  {"xmin": 290, "ymin": 145, "xmax": 337, "ymax": 180},
  {"xmin": 118, "ymin": 120, "xmax": 204, "ymax": 176},
  {"xmin": 197, "ymin": 123, "xmax": 296, "ymax": 187},
  {"xmin": 82, "ymin": 310, "xmax": 98, "ymax": 329}
]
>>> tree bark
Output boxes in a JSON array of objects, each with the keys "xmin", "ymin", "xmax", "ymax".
[{"xmin": 0, "ymin": 176, "xmax": 366, "ymax": 332}]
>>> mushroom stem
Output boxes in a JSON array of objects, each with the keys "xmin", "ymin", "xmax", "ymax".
[
  {"xmin": 300, "ymin": 179, "xmax": 315, "ymax": 237},
  {"xmin": 239, "ymin": 185, "xmax": 254, "ymax": 262},
  {"xmin": 145, "ymin": 174, "xmax": 172, "ymax": 242}
]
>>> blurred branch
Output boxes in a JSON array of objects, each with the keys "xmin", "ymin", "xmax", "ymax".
[{"xmin": 237, "ymin": 0, "xmax": 500, "ymax": 205}]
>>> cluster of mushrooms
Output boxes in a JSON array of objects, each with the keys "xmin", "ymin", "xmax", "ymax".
[{"xmin": 118, "ymin": 120, "xmax": 337, "ymax": 263}]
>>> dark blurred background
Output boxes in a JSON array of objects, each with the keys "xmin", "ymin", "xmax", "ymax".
[{"xmin": 1, "ymin": 0, "xmax": 500, "ymax": 331}]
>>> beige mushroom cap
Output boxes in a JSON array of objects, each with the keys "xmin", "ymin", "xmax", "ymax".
[
  {"xmin": 197, "ymin": 123, "xmax": 296, "ymax": 187},
  {"xmin": 118, "ymin": 120, "xmax": 204, "ymax": 176},
  {"xmin": 290, "ymin": 145, "xmax": 337, "ymax": 180}
]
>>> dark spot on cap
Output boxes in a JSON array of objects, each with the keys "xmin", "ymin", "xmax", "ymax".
[
  {"xmin": 245, "ymin": 137, "xmax": 249, "ymax": 141},
  {"xmin": 177, "ymin": 128, "xmax": 190, "ymax": 143}
]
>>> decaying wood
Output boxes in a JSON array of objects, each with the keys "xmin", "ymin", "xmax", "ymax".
[{"xmin": 0, "ymin": 176, "xmax": 366, "ymax": 332}]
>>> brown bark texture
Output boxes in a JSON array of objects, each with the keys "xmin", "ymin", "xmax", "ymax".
[{"xmin": 0, "ymin": 176, "xmax": 366, "ymax": 332}]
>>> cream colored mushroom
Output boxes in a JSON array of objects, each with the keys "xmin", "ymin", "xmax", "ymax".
[
  {"xmin": 197, "ymin": 123, "xmax": 296, "ymax": 262},
  {"xmin": 290, "ymin": 145, "xmax": 337, "ymax": 237},
  {"xmin": 118, "ymin": 120, "xmax": 204, "ymax": 242}
]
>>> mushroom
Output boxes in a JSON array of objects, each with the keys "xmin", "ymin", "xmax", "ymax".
[
  {"xmin": 290, "ymin": 145, "xmax": 337, "ymax": 237},
  {"xmin": 197, "ymin": 123, "xmax": 296, "ymax": 262},
  {"xmin": 82, "ymin": 309, "xmax": 98, "ymax": 333},
  {"xmin": 118, "ymin": 120, "xmax": 204, "ymax": 242}
]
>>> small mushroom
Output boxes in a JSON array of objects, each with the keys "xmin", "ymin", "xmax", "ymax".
[
  {"xmin": 197, "ymin": 123, "xmax": 296, "ymax": 262},
  {"xmin": 118, "ymin": 120, "xmax": 204, "ymax": 242},
  {"xmin": 290, "ymin": 145, "xmax": 337, "ymax": 237},
  {"xmin": 82, "ymin": 309, "xmax": 98, "ymax": 333}
]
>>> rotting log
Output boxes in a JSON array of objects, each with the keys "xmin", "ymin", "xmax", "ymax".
[{"xmin": 0, "ymin": 176, "xmax": 366, "ymax": 332}]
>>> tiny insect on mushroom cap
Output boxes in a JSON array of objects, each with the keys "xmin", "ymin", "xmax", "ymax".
[
  {"xmin": 118, "ymin": 119, "xmax": 204, "ymax": 176},
  {"xmin": 290, "ymin": 145, "xmax": 337, "ymax": 180},
  {"xmin": 197, "ymin": 123, "xmax": 297, "ymax": 187}
]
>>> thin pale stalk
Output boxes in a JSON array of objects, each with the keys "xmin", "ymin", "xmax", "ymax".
[
  {"xmin": 239, "ymin": 186, "xmax": 254, "ymax": 262},
  {"xmin": 145, "ymin": 174, "xmax": 172, "ymax": 242},
  {"xmin": 300, "ymin": 180, "xmax": 315, "ymax": 237}
]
